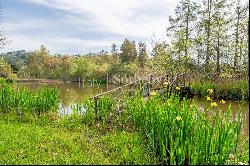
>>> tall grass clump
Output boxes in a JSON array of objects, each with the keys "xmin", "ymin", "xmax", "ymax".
[
  {"xmin": 73, "ymin": 95, "xmax": 125, "ymax": 128},
  {"xmin": 191, "ymin": 80, "xmax": 249, "ymax": 100},
  {"xmin": 124, "ymin": 92, "xmax": 244, "ymax": 165},
  {"xmin": 0, "ymin": 81, "xmax": 59, "ymax": 115}
]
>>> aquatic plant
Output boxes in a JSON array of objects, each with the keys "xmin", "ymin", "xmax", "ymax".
[
  {"xmin": 191, "ymin": 81, "xmax": 249, "ymax": 100},
  {"xmin": 0, "ymin": 82, "xmax": 59, "ymax": 115},
  {"xmin": 123, "ymin": 93, "xmax": 244, "ymax": 165}
]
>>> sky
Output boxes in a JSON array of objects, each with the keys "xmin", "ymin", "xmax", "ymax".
[{"xmin": 0, "ymin": 0, "xmax": 179, "ymax": 55}]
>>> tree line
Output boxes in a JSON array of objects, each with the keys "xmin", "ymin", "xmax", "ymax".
[
  {"xmin": 165, "ymin": 0, "xmax": 249, "ymax": 77},
  {"xmin": 0, "ymin": 0, "xmax": 248, "ymax": 81},
  {"xmin": 0, "ymin": 43, "xmax": 149, "ymax": 81}
]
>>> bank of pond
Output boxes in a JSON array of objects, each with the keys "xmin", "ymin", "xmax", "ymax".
[{"xmin": 0, "ymin": 80, "xmax": 249, "ymax": 165}]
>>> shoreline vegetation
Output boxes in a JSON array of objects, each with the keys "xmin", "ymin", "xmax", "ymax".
[
  {"xmin": 5, "ymin": 77, "xmax": 249, "ymax": 101},
  {"xmin": 0, "ymin": 79, "xmax": 249, "ymax": 164}
]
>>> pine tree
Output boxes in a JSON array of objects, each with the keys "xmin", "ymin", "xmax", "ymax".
[
  {"xmin": 167, "ymin": 0, "xmax": 198, "ymax": 72},
  {"xmin": 120, "ymin": 39, "xmax": 137, "ymax": 64},
  {"xmin": 138, "ymin": 41, "xmax": 147, "ymax": 68}
]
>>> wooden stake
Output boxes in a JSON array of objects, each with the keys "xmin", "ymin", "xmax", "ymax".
[{"xmin": 106, "ymin": 73, "xmax": 109, "ymax": 91}]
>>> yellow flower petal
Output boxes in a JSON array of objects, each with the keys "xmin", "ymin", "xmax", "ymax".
[
  {"xmin": 211, "ymin": 102, "xmax": 217, "ymax": 107},
  {"xmin": 220, "ymin": 99, "xmax": 225, "ymax": 104},
  {"xmin": 163, "ymin": 82, "xmax": 169, "ymax": 86},
  {"xmin": 207, "ymin": 96, "xmax": 212, "ymax": 101},
  {"xmin": 207, "ymin": 89, "xmax": 213, "ymax": 94},
  {"xmin": 150, "ymin": 91, "xmax": 157, "ymax": 96},
  {"xmin": 176, "ymin": 115, "xmax": 182, "ymax": 121},
  {"xmin": 176, "ymin": 87, "xmax": 180, "ymax": 90}
]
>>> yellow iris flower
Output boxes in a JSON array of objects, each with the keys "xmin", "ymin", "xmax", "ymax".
[
  {"xmin": 176, "ymin": 115, "xmax": 182, "ymax": 121},
  {"xmin": 176, "ymin": 87, "xmax": 180, "ymax": 91},
  {"xmin": 163, "ymin": 82, "xmax": 169, "ymax": 86},
  {"xmin": 207, "ymin": 96, "xmax": 212, "ymax": 101},
  {"xmin": 220, "ymin": 99, "xmax": 226, "ymax": 104},
  {"xmin": 211, "ymin": 102, "xmax": 217, "ymax": 107},
  {"xmin": 207, "ymin": 89, "xmax": 213, "ymax": 94}
]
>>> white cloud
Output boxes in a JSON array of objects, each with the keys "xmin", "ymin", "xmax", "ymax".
[
  {"xmin": 2, "ymin": 34, "xmax": 121, "ymax": 54},
  {"xmin": 2, "ymin": 0, "xmax": 180, "ymax": 54},
  {"xmin": 23, "ymin": 0, "xmax": 179, "ymax": 38}
]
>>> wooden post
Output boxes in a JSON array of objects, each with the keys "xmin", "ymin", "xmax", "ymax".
[
  {"xmin": 183, "ymin": 73, "xmax": 186, "ymax": 87},
  {"xmin": 150, "ymin": 74, "xmax": 153, "ymax": 88},
  {"xmin": 94, "ymin": 97, "xmax": 98, "ymax": 119},
  {"xmin": 149, "ymin": 75, "xmax": 152, "ymax": 93},
  {"xmin": 147, "ymin": 83, "xmax": 150, "ymax": 97},
  {"xmin": 129, "ymin": 83, "xmax": 132, "ymax": 97},
  {"xmin": 171, "ymin": 71, "xmax": 173, "ymax": 83},
  {"xmin": 106, "ymin": 73, "xmax": 109, "ymax": 91},
  {"xmin": 161, "ymin": 76, "xmax": 164, "ymax": 87},
  {"xmin": 188, "ymin": 74, "xmax": 191, "ymax": 87},
  {"xmin": 78, "ymin": 78, "xmax": 81, "ymax": 87}
]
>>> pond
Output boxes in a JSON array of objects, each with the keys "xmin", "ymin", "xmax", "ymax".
[{"xmin": 14, "ymin": 82, "xmax": 249, "ymax": 137}]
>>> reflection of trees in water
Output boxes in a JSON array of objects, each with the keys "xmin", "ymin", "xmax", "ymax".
[
  {"xmin": 60, "ymin": 88, "xmax": 78, "ymax": 106},
  {"xmin": 58, "ymin": 83, "xmax": 108, "ymax": 106},
  {"xmin": 193, "ymin": 97, "xmax": 249, "ymax": 137}
]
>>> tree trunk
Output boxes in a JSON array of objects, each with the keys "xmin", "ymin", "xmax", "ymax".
[
  {"xmin": 185, "ymin": 4, "xmax": 190, "ymax": 70},
  {"xmin": 216, "ymin": 24, "xmax": 221, "ymax": 76},
  {"xmin": 234, "ymin": 2, "xmax": 240, "ymax": 71},
  {"xmin": 205, "ymin": 0, "xmax": 212, "ymax": 74}
]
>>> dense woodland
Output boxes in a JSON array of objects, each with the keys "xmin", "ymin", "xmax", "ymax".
[{"xmin": 0, "ymin": 0, "xmax": 249, "ymax": 82}]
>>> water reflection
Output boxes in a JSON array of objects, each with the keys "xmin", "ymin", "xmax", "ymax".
[
  {"xmin": 58, "ymin": 103, "xmax": 87, "ymax": 115},
  {"xmin": 15, "ymin": 82, "xmax": 118, "ymax": 106},
  {"xmin": 193, "ymin": 96, "xmax": 249, "ymax": 137}
]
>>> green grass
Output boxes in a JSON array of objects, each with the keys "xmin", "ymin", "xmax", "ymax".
[{"xmin": 0, "ymin": 112, "xmax": 156, "ymax": 165}]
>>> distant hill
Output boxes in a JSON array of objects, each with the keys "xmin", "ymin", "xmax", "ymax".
[{"xmin": 0, "ymin": 50, "xmax": 29, "ymax": 71}]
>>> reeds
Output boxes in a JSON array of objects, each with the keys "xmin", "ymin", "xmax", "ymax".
[
  {"xmin": 78, "ymin": 88, "xmax": 245, "ymax": 164},
  {"xmin": 191, "ymin": 80, "xmax": 249, "ymax": 100},
  {"xmin": 0, "ymin": 81, "xmax": 59, "ymax": 115},
  {"xmin": 124, "ymin": 92, "xmax": 244, "ymax": 165}
]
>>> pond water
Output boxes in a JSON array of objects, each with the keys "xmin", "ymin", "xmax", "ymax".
[{"xmin": 15, "ymin": 82, "xmax": 249, "ymax": 137}]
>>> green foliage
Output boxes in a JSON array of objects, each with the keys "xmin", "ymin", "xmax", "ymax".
[
  {"xmin": 120, "ymin": 39, "xmax": 137, "ymax": 64},
  {"xmin": 124, "ymin": 93, "xmax": 245, "ymax": 165},
  {"xmin": 137, "ymin": 41, "xmax": 147, "ymax": 68},
  {"xmin": 0, "ymin": 82, "xmax": 59, "ymax": 115},
  {"xmin": 108, "ymin": 61, "xmax": 138, "ymax": 79},
  {"xmin": 151, "ymin": 41, "xmax": 175, "ymax": 74},
  {"xmin": 0, "ymin": 57, "xmax": 12, "ymax": 77},
  {"xmin": 72, "ymin": 89, "xmax": 248, "ymax": 165},
  {"xmin": 0, "ymin": 50, "xmax": 27, "ymax": 72},
  {"xmin": 101, "ymin": 130, "xmax": 156, "ymax": 164},
  {"xmin": 191, "ymin": 81, "xmax": 249, "ymax": 100}
]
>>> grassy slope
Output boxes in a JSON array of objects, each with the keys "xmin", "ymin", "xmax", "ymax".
[{"xmin": 0, "ymin": 115, "xmax": 156, "ymax": 165}]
